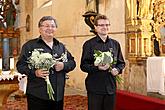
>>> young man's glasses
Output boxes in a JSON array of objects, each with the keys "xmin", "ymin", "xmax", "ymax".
[{"xmin": 97, "ymin": 24, "xmax": 110, "ymax": 27}]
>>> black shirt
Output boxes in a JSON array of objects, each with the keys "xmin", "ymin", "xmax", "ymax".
[
  {"xmin": 16, "ymin": 36, "xmax": 76, "ymax": 101},
  {"xmin": 80, "ymin": 35, "xmax": 125, "ymax": 94}
]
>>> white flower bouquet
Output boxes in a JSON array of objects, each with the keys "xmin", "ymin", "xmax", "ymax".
[
  {"xmin": 28, "ymin": 49, "xmax": 57, "ymax": 100},
  {"xmin": 94, "ymin": 50, "xmax": 123, "ymax": 84}
]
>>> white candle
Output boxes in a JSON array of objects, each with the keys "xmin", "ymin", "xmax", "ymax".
[
  {"xmin": 0, "ymin": 58, "xmax": 2, "ymax": 69},
  {"xmin": 10, "ymin": 58, "xmax": 14, "ymax": 69}
]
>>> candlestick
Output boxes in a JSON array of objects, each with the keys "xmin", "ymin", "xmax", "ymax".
[
  {"xmin": 10, "ymin": 57, "xmax": 14, "ymax": 69},
  {"xmin": 0, "ymin": 58, "xmax": 2, "ymax": 75},
  {"xmin": 9, "ymin": 57, "xmax": 15, "ymax": 75},
  {"xmin": 0, "ymin": 58, "xmax": 2, "ymax": 70},
  {"xmin": 10, "ymin": 68, "xmax": 14, "ymax": 75},
  {"xmin": 0, "ymin": 69, "xmax": 2, "ymax": 75}
]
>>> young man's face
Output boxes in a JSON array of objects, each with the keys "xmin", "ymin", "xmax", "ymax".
[{"xmin": 95, "ymin": 19, "xmax": 110, "ymax": 36}]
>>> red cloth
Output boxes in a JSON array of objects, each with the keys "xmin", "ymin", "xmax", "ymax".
[{"xmin": 116, "ymin": 90, "xmax": 165, "ymax": 110}]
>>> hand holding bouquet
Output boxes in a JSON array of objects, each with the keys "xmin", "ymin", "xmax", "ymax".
[
  {"xmin": 94, "ymin": 50, "xmax": 123, "ymax": 84},
  {"xmin": 28, "ymin": 49, "xmax": 68, "ymax": 100},
  {"xmin": 28, "ymin": 49, "xmax": 57, "ymax": 100}
]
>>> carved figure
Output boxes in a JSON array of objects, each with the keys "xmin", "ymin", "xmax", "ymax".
[
  {"xmin": 13, "ymin": 0, "xmax": 20, "ymax": 30},
  {"xmin": 0, "ymin": 0, "xmax": 16, "ymax": 29},
  {"xmin": 86, "ymin": 0, "xmax": 99, "ymax": 13},
  {"xmin": 4, "ymin": 0, "xmax": 16, "ymax": 28},
  {"xmin": 83, "ymin": 11, "xmax": 98, "ymax": 34},
  {"xmin": 137, "ymin": 0, "xmax": 153, "ymax": 18}
]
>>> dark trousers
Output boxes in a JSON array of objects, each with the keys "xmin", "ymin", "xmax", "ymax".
[
  {"xmin": 87, "ymin": 92, "xmax": 116, "ymax": 110},
  {"xmin": 27, "ymin": 94, "xmax": 63, "ymax": 110}
]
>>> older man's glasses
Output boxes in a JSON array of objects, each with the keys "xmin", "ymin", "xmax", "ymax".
[{"xmin": 97, "ymin": 24, "xmax": 110, "ymax": 27}]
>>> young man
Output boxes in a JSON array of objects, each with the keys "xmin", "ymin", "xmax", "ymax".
[
  {"xmin": 80, "ymin": 14, "xmax": 125, "ymax": 110},
  {"xmin": 16, "ymin": 16, "xmax": 76, "ymax": 110}
]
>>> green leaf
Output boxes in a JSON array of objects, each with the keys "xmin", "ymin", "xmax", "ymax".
[{"xmin": 94, "ymin": 50, "xmax": 102, "ymax": 56}]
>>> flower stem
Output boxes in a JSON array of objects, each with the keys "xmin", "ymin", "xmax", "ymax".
[
  {"xmin": 45, "ymin": 76, "xmax": 55, "ymax": 101},
  {"xmin": 115, "ymin": 75, "xmax": 123, "ymax": 84}
]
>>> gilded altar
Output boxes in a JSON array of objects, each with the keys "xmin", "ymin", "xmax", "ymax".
[
  {"xmin": 126, "ymin": 0, "xmax": 165, "ymax": 58},
  {"xmin": 124, "ymin": 0, "xmax": 165, "ymax": 95}
]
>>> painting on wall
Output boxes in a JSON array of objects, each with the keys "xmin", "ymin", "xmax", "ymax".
[
  {"xmin": 26, "ymin": 15, "xmax": 30, "ymax": 32},
  {"xmin": 160, "ymin": 25, "xmax": 165, "ymax": 45},
  {"xmin": 160, "ymin": 25, "xmax": 165, "ymax": 53}
]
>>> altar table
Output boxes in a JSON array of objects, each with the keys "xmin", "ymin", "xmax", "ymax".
[
  {"xmin": 0, "ymin": 71, "xmax": 24, "ymax": 110},
  {"xmin": 147, "ymin": 57, "xmax": 165, "ymax": 95}
]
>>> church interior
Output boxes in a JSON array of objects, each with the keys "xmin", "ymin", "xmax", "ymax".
[{"xmin": 0, "ymin": 0, "xmax": 165, "ymax": 109}]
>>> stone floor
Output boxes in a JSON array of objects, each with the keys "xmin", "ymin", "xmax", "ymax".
[{"xmin": 147, "ymin": 92, "xmax": 165, "ymax": 100}]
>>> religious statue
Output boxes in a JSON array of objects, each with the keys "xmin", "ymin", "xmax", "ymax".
[
  {"xmin": 0, "ymin": 1, "xmax": 7, "ymax": 29},
  {"xmin": 0, "ymin": 0, "xmax": 16, "ymax": 29},
  {"xmin": 137, "ymin": 0, "xmax": 154, "ymax": 19},
  {"xmin": 4, "ymin": 0, "xmax": 16, "ymax": 28},
  {"xmin": 151, "ymin": 34, "xmax": 160, "ymax": 56},
  {"xmin": 85, "ymin": 0, "xmax": 99, "ymax": 13},
  {"xmin": 13, "ymin": 0, "xmax": 20, "ymax": 30},
  {"xmin": 126, "ymin": 0, "xmax": 131, "ymax": 18}
]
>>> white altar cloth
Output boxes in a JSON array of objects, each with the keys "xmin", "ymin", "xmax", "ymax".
[
  {"xmin": 0, "ymin": 71, "xmax": 23, "ymax": 81},
  {"xmin": 0, "ymin": 71, "xmax": 26, "ymax": 93},
  {"xmin": 147, "ymin": 57, "xmax": 165, "ymax": 95}
]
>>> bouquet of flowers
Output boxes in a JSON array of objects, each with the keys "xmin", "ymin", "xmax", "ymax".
[
  {"xmin": 27, "ymin": 49, "xmax": 60, "ymax": 100},
  {"xmin": 94, "ymin": 50, "xmax": 123, "ymax": 84}
]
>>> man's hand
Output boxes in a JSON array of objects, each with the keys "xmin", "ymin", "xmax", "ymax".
[
  {"xmin": 111, "ymin": 68, "xmax": 119, "ymax": 76},
  {"xmin": 98, "ymin": 64, "xmax": 110, "ymax": 71},
  {"xmin": 54, "ymin": 62, "xmax": 64, "ymax": 71},
  {"xmin": 35, "ymin": 69, "xmax": 49, "ymax": 79}
]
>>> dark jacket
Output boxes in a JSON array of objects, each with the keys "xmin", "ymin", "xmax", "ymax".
[
  {"xmin": 16, "ymin": 36, "xmax": 76, "ymax": 101},
  {"xmin": 80, "ymin": 35, "xmax": 125, "ymax": 94}
]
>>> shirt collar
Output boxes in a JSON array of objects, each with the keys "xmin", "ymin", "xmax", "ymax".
[
  {"xmin": 37, "ymin": 35, "xmax": 59, "ymax": 45},
  {"xmin": 96, "ymin": 35, "xmax": 110, "ymax": 43}
]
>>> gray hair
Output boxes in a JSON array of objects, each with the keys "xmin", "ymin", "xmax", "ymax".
[{"xmin": 38, "ymin": 16, "xmax": 58, "ymax": 28}]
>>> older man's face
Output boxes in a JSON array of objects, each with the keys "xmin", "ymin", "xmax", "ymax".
[{"xmin": 39, "ymin": 20, "xmax": 57, "ymax": 39}]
